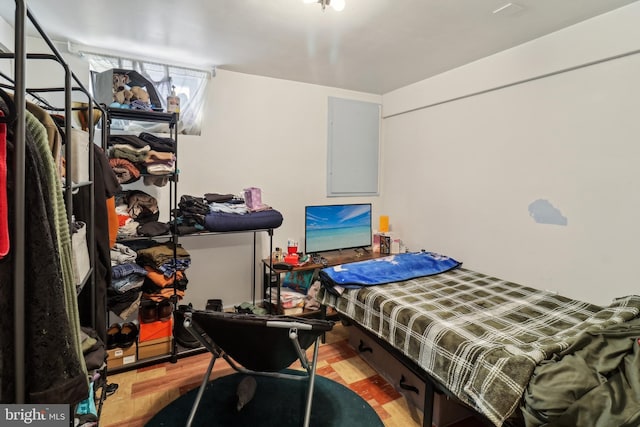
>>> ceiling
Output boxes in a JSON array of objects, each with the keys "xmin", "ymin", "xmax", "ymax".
[{"xmin": 0, "ymin": 0, "xmax": 637, "ymax": 94}]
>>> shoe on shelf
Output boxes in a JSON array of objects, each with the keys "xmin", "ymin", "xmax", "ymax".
[
  {"xmin": 206, "ymin": 299, "xmax": 223, "ymax": 312},
  {"xmin": 140, "ymin": 300, "xmax": 158, "ymax": 323},
  {"xmin": 157, "ymin": 299, "xmax": 174, "ymax": 321},
  {"xmin": 106, "ymin": 324, "xmax": 121, "ymax": 350},
  {"xmin": 117, "ymin": 322, "xmax": 138, "ymax": 349},
  {"xmin": 173, "ymin": 304, "xmax": 200, "ymax": 349}
]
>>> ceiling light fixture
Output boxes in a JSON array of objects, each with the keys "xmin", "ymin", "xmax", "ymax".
[{"xmin": 303, "ymin": 0, "xmax": 345, "ymax": 12}]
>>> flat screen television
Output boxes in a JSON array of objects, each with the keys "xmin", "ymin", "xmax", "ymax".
[{"xmin": 304, "ymin": 203, "xmax": 372, "ymax": 254}]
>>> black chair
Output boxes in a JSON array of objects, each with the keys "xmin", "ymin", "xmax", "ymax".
[{"xmin": 184, "ymin": 310, "xmax": 334, "ymax": 427}]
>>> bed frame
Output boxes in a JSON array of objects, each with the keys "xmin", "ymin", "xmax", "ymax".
[{"xmin": 341, "ymin": 317, "xmax": 499, "ymax": 427}]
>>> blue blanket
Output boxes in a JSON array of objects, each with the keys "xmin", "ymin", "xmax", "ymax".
[{"xmin": 319, "ymin": 251, "xmax": 461, "ymax": 290}]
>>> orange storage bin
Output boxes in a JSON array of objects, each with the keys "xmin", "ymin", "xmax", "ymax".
[{"xmin": 139, "ymin": 317, "xmax": 173, "ymax": 342}]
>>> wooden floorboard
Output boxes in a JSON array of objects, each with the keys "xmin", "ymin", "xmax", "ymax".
[{"xmin": 98, "ymin": 324, "xmax": 488, "ymax": 427}]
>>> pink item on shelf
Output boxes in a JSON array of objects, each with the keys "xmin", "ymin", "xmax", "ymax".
[{"xmin": 243, "ymin": 187, "xmax": 262, "ymax": 210}]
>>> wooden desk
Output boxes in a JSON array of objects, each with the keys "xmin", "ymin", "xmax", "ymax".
[
  {"xmin": 261, "ymin": 250, "xmax": 386, "ymax": 315},
  {"xmin": 264, "ymin": 250, "xmax": 385, "ymax": 272}
]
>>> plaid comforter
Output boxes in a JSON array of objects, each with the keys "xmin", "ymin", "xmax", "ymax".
[{"xmin": 319, "ymin": 267, "xmax": 640, "ymax": 426}]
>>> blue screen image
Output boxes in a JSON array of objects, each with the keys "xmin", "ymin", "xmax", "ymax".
[{"xmin": 304, "ymin": 204, "xmax": 372, "ymax": 254}]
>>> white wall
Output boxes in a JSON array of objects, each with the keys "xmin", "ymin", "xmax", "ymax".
[
  {"xmin": 381, "ymin": 3, "xmax": 640, "ymax": 305},
  {"xmin": 119, "ymin": 70, "xmax": 380, "ymax": 309},
  {"xmin": 6, "ymin": 23, "xmax": 382, "ymax": 310},
  {"xmin": 0, "ymin": 16, "xmax": 13, "ymax": 50},
  {"xmin": 176, "ymin": 70, "xmax": 380, "ymax": 309},
  {"xmin": 8, "ymin": 2, "xmax": 639, "ymax": 310}
]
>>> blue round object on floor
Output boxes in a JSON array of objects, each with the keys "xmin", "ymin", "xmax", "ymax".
[{"xmin": 145, "ymin": 371, "xmax": 384, "ymax": 427}]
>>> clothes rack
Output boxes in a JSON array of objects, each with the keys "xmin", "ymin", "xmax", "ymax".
[{"xmin": 3, "ymin": 0, "xmax": 106, "ymax": 408}]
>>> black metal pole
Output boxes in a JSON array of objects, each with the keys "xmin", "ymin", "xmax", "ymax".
[{"xmin": 13, "ymin": 0, "xmax": 27, "ymax": 404}]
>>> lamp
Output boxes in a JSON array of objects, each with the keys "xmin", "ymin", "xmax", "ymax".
[{"xmin": 303, "ymin": 0, "xmax": 345, "ymax": 12}]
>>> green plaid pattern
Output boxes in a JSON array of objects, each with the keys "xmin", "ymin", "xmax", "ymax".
[{"xmin": 319, "ymin": 267, "xmax": 640, "ymax": 426}]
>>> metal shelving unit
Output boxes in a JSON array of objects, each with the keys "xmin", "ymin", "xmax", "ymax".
[{"xmin": 104, "ymin": 106, "xmax": 182, "ymax": 366}]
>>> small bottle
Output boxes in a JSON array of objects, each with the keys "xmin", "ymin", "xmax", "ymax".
[
  {"xmin": 274, "ymin": 247, "xmax": 282, "ymax": 262},
  {"xmin": 167, "ymin": 85, "xmax": 180, "ymax": 114}
]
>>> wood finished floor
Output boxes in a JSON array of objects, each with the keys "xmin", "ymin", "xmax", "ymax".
[{"xmin": 99, "ymin": 324, "xmax": 488, "ymax": 427}]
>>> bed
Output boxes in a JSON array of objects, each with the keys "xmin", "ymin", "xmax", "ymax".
[{"xmin": 318, "ymin": 252, "xmax": 640, "ymax": 427}]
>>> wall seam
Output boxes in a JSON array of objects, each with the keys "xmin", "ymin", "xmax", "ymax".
[{"xmin": 382, "ymin": 48, "xmax": 640, "ymax": 120}]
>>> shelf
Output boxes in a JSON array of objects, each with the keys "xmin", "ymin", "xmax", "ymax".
[
  {"xmin": 105, "ymin": 104, "xmax": 182, "ymax": 374},
  {"xmin": 116, "ymin": 233, "xmax": 174, "ymax": 242},
  {"xmin": 138, "ymin": 172, "xmax": 178, "ymax": 179},
  {"xmin": 106, "ymin": 107, "xmax": 177, "ymax": 125},
  {"xmin": 179, "ymin": 228, "xmax": 275, "ymax": 238}
]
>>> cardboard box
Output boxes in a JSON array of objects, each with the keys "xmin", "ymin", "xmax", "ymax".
[
  {"xmin": 138, "ymin": 337, "xmax": 173, "ymax": 360},
  {"xmin": 106, "ymin": 344, "xmax": 137, "ymax": 369},
  {"xmin": 139, "ymin": 317, "xmax": 173, "ymax": 343}
]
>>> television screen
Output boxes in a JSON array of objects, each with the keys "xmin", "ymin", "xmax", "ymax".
[{"xmin": 304, "ymin": 203, "xmax": 372, "ymax": 254}]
